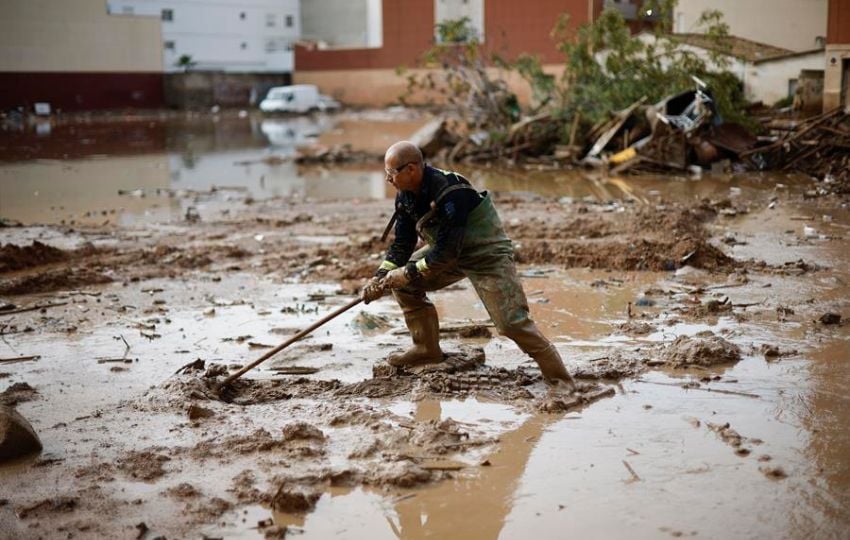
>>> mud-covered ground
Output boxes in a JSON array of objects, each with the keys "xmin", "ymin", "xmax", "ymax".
[{"xmin": 1, "ymin": 113, "xmax": 849, "ymax": 539}]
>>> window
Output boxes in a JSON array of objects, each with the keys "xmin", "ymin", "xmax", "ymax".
[
  {"xmin": 266, "ymin": 13, "xmax": 276, "ymax": 27},
  {"xmin": 164, "ymin": 40, "xmax": 176, "ymax": 51},
  {"xmin": 285, "ymin": 15, "xmax": 293, "ymax": 28},
  {"xmin": 121, "ymin": 5, "xmax": 134, "ymax": 14},
  {"xmin": 162, "ymin": 8, "xmax": 173, "ymax": 21}
]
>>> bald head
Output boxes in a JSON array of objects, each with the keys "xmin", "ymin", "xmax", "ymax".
[
  {"xmin": 384, "ymin": 141, "xmax": 425, "ymax": 192},
  {"xmin": 385, "ymin": 141, "xmax": 422, "ymax": 169}
]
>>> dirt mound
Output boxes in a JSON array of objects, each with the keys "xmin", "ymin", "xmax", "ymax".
[
  {"xmin": 0, "ymin": 382, "xmax": 38, "ymax": 407},
  {"xmin": 573, "ymin": 352, "xmax": 648, "ymax": 379},
  {"xmin": 0, "ymin": 268, "xmax": 112, "ymax": 296},
  {"xmin": 190, "ymin": 429, "xmax": 290, "ymax": 459},
  {"xmin": 117, "ymin": 449, "xmax": 171, "ymax": 481},
  {"xmin": 662, "ymin": 335, "xmax": 742, "ymax": 367},
  {"xmin": 270, "ymin": 484, "xmax": 321, "ymax": 513},
  {"xmin": 515, "ymin": 236, "xmax": 732, "ymax": 272},
  {"xmin": 507, "ymin": 204, "xmax": 735, "ymax": 272},
  {"xmin": 0, "ymin": 241, "xmax": 69, "ymax": 273},
  {"xmin": 282, "ymin": 422, "xmax": 325, "ymax": 441}
]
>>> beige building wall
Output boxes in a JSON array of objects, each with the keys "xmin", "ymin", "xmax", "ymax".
[
  {"xmin": 675, "ymin": 0, "xmax": 827, "ymax": 51},
  {"xmin": 294, "ymin": 65, "xmax": 565, "ymax": 107},
  {"xmin": 0, "ymin": 0, "xmax": 162, "ymax": 72},
  {"xmin": 824, "ymin": 45, "xmax": 850, "ymax": 111}
]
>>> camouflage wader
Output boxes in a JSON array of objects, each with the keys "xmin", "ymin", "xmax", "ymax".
[{"xmin": 393, "ymin": 191, "xmax": 568, "ymax": 378}]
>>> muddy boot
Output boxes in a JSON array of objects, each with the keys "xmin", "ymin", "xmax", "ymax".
[
  {"xmin": 388, "ymin": 306, "xmax": 443, "ymax": 367},
  {"xmin": 533, "ymin": 344, "xmax": 577, "ymax": 391}
]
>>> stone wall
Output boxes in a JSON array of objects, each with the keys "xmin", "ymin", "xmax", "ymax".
[{"xmin": 164, "ymin": 72, "xmax": 292, "ymax": 109}]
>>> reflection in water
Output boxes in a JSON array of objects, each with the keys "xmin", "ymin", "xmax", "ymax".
[
  {"xmin": 460, "ymin": 165, "xmax": 815, "ymax": 204},
  {"xmin": 0, "ymin": 113, "xmax": 819, "ymax": 227},
  {"xmin": 801, "ymin": 339, "xmax": 850, "ymax": 536},
  {"xmin": 0, "ymin": 115, "xmax": 388, "ymax": 225},
  {"xmin": 273, "ymin": 399, "xmax": 558, "ymax": 540}
]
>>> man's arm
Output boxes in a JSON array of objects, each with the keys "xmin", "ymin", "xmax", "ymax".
[
  {"xmin": 406, "ymin": 189, "xmax": 479, "ymax": 280},
  {"xmin": 378, "ymin": 207, "xmax": 417, "ymax": 276}
]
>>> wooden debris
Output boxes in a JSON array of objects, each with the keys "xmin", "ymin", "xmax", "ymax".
[{"xmin": 0, "ymin": 355, "xmax": 41, "ymax": 364}]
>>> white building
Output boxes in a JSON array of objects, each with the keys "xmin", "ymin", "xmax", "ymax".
[
  {"xmin": 673, "ymin": 0, "xmax": 828, "ymax": 52},
  {"xmin": 637, "ymin": 33, "xmax": 825, "ymax": 106},
  {"xmin": 107, "ymin": 0, "xmax": 299, "ymax": 73}
]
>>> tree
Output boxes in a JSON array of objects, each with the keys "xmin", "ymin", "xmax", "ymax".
[{"xmin": 175, "ymin": 54, "xmax": 197, "ymax": 73}]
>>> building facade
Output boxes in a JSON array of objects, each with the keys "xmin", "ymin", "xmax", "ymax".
[
  {"xmin": 0, "ymin": 0, "xmax": 164, "ymax": 111},
  {"xmin": 294, "ymin": 0, "xmax": 603, "ymax": 106},
  {"xmin": 107, "ymin": 0, "xmax": 299, "ymax": 73},
  {"xmin": 301, "ymin": 0, "xmax": 384, "ymax": 49},
  {"xmin": 824, "ymin": 0, "xmax": 850, "ymax": 110},
  {"xmin": 674, "ymin": 0, "xmax": 828, "ymax": 52}
]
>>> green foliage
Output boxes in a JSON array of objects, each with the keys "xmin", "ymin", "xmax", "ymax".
[
  {"xmin": 400, "ymin": 17, "xmax": 517, "ymax": 135},
  {"xmin": 512, "ymin": 0, "xmax": 749, "ymax": 138},
  {"xmin": 401, "ymin": 1, "xmax": 752, "ymax": 151},
  {"xmin": 435, "ymin": 16, "xmax": 478, "ymax": 44},
  {"xmin": 175, "ymin": 54, "xmax": 197, "ymax": 73}
]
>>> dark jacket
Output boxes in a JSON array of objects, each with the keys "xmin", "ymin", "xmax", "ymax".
[{"xmin": 383, "ymin": 165, "xmax": 482, "ymax": 279}]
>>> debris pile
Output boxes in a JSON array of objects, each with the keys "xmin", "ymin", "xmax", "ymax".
[
  {"xmin": 293, "ymin": 143, "xmax": 381, "ymax": 165},
  {"xmin": 414, "ymin": 74, "xmax": 849, "ymax": 189},
  {"xmin": 741, "ymin": 108, "xmax": 850, "ymax": 194}
]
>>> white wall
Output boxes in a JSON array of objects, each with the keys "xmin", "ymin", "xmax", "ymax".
[
  {"xmin": 751, "ymin": 53, "xmax": 825, "ymax": 105},
  {"xmin": 107, "ymin": 0, "xmax": 298, "ymax": 72},
  {"xmin": 435, "ymin": 0, "xmax": 485, "ymax": 42},
  {"xmin": 300, "ymin": 0, "xmax": 382, "ymax": 49},
  {"xmin": 674, "ymin": 0, "xmax": 827, "ymax": 51},
  {"xmin": 634, "ymin": 34, "xmax": 823, "ymax": 105}
]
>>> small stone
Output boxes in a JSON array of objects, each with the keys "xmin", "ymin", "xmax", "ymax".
[
  {"xmin": 187, "ymin": 405, "xmax": 215, "ymax": 420},
  {"xmin": 819, "ymin": 313, "xmax": 841, "ymax": 325},
  {"xmin": 0, "ymin": 405, "xmax": 42, "ymax": 463}
]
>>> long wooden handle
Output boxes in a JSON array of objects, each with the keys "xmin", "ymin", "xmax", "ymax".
[{"xmin": 221, "ymin": 296, "xmax": 363, "ymax": 386}]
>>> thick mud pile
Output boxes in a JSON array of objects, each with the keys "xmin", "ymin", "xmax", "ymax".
[
  {"xmin": 510, "ymin": 203, "xmax": 734, "ymax": 272},
  {"xmin": 137, "ymin": 347, "xmax": 617, "ymax": 411},
  {"xmin": 662, "ymin": 334, "xmax": 742, "ymax": 367},
  {"xmin": 0, "ymin": 241, "xmax": 69, "ymax": 272}
]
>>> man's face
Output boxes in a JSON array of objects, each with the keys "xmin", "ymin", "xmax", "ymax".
[{"xmin": 384, "ymin": 158, "xmax": 419, "ymax": 192}]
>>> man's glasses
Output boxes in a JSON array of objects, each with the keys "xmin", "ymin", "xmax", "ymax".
[{"xmin": 385, "ymin": 162, "xmax": 414, "ymax": 177}]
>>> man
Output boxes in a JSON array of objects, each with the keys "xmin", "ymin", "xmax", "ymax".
[{"xmin": 362, "ymin": 141, "xmax": 576, "ymax": 389}]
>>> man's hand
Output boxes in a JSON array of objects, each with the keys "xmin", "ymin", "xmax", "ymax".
[
  {"xmin": 361, "ymin": 276, "xmax": 386, "ymax": 304},
  {"xmin": 382, "ymin": 267, "xmax": 410, "ymax": 290}
]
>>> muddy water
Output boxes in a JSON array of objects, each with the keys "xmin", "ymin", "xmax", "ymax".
[
  {"xmin": 0, "ymin": 112, "xmax": 819, "ymax": 228},
  {"xmin": 0, "ymin": 114, "xmax": 406, "ymax": 225}
]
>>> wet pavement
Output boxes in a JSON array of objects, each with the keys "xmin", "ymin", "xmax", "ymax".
[{"xmin": 1, "ymin": 112, "xmax": 849, "ymax": 539}]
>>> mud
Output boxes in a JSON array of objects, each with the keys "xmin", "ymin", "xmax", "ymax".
[
  {"xmin": 0, "ymin": 241, "xmax": 69, "ymax": 273},
  {"xmin": 662, "ymin": 334, "xmax": 742, "ymax": 367},
  {"xmin": 0, "ymin": 381, "xmax": 38, "ymax": 407}
]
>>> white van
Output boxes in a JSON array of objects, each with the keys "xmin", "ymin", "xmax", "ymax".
[{"xmin": 259, "ymin": 84, "xmax": 340, "ymax": 113}]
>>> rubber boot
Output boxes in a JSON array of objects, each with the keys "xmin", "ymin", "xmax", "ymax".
[
  {"xmin": 532, "ymin": 344, "xmax": 577, "ymax": 390},
  {"xmin": 388, "ymin": 306, "xmax": 444, "ymax": 367}
]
